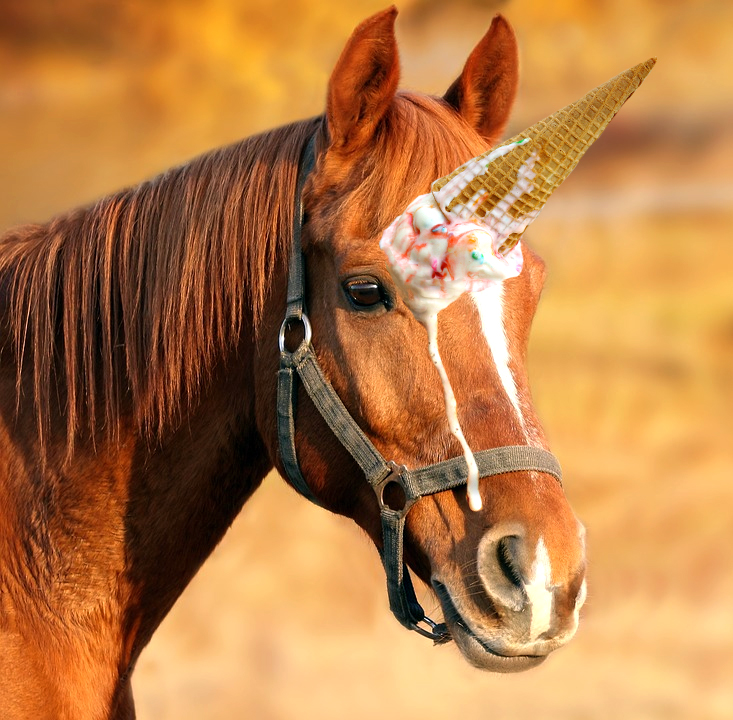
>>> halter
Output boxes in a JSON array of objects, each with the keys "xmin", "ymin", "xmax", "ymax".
[{"xmin": 277, "ymin": 136, "xmax": 563, "ymax": 643}]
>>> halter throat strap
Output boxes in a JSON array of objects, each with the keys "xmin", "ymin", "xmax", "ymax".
[{"xmin": 277, "ymin": 135, "xmax": 563, "ymax": 643}]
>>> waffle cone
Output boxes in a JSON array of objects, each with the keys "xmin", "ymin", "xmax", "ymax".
[{"xmin": 432, "ymin": 58, "xmax": 656, "ymax": 253}]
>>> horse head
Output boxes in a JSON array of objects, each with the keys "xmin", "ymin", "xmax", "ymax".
[{"xmin": 258, "ymin": 9, "xmax": 587, "ymax": 671}]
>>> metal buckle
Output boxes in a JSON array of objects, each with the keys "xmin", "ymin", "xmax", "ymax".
[
  {"xmin": 278, "ymin": 313, "xmax": 312, "ymax": 354},
  {"xmin": 373, "ymin": 461, "xmax": 415, "ymax": 516},
  {"xmin": 411, "ymin": 616, "xmax": 452, "ymax": 645}
]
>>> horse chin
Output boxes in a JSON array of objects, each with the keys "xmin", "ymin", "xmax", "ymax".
[{"xmin": 432, "ymin": 581, "xmax": 546, "ymax": 674}]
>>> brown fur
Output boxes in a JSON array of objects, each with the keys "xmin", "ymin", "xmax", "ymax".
[
  {"xmin": 0, "ymin": 120, "xmax": 318, "ymax": 458},
  {"xmin": 0, "ymin": 8, "xmax": 585, "ymax": 718}
]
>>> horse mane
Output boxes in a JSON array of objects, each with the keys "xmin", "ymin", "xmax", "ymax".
[
  {"xmin": 0, "ymin": 91, "xmax": 490, "ymax": 460},
  {"xmin": 0, "ymin": 117, "xmax": 320, "ymax": 456}
]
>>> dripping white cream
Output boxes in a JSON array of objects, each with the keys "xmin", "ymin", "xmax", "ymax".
[
  {"xmin": 422, "ymin": 311, "xmax": 482, "ymax": 510},
  {"xmin": 379, "ymin": 142, "xmax": 539, "ymax": 511}
]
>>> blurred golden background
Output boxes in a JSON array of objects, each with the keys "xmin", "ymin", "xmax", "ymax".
[{"xmin": 1, "ymin": 0, "xmax": 731, "ymax": 717}]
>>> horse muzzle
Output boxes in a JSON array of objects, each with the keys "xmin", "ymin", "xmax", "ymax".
[
  {"xmin": 432, "ymin": 576, "xmax": 585, "ymax": 672},
  {"xmin": 432, "ymin": 521, "xmax": 587, "ymax": 672}
]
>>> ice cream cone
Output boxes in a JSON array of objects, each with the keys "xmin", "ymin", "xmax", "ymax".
[{"xmin": 432, "ymin": 58, "xmax": 657, "ymax": 254}]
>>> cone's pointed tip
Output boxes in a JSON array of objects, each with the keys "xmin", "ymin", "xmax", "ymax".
[
  {"xmin": 431, "ymin": 57, "xmax": 658, "ymax": 204},
  {"xmin": 631, "ymin": 56, "xmax": 657, "ymax": 80}
]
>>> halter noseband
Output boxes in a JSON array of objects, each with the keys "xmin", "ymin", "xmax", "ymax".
[{"xmin": 277, "ymin": 135, "xmax": 563, "ymax": 643}]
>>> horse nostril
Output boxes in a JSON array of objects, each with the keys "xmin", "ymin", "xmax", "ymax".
[
  {"xmin": 497, "ymin": 536, "xmax": 524, "ymax": 588},
  {"xmin": 477, "ymin": 532, "xmax": 527, "ymax": 613}
]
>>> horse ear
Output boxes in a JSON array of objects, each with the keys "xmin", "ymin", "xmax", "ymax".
[
  {"xmin": 326, "ymin": 7, "xmax": 400, "ymax": 154},
  {"xmin": 444, "ymin": 14, "xmax": 519, "ymax": 145}
]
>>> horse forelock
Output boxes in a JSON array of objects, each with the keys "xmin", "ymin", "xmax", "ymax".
[
  {"xmin": 335, "ymin": 92, "xmax": 491, "ymax": 239},
  {"xmin": 0, "ymin": 117, "xmax": 320, "ymax": 456}
]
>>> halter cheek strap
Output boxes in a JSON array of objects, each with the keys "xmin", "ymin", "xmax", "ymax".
[{"xmin": 277, "ymin": 135, "xmax": 563, "ymax": 643}]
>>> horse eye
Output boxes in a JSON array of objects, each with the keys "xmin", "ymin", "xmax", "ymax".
[{"xmin": 344, "ymin": 279, "xmax": 384, "ymax": 309}]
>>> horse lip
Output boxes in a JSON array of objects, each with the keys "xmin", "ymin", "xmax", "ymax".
[{"xmin": 432, "ymin": 580, "xmax": 546, "ymax": 673}]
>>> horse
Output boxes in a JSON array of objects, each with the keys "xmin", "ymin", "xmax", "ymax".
[{"xmin": 0, "ymin": 8, "xmax": 586, "ymax": 719}]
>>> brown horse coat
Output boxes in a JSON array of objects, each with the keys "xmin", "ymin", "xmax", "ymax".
[{"xmin": 0, "ymin": 10, "xmax": 585, "ymax": 718}]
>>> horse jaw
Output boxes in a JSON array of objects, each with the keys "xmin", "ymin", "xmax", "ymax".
[
  {"xmin": 429, "ymin": 511, "xmax": 587, "ymax": 672},
  {"xmin": 432, "ymin": 573, "xmax": 583, "ymax": 672}
]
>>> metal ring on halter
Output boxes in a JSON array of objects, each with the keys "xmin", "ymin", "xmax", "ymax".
[
  {"xmin": 412, "ymin": 615, "xmax": 451, "ymax": 644},
  {"xmin": 278, "ymin": 313, "xmax": 312, "ymax": 354},
  {"xmin": 373, "ymin": 461, "xmax": 415, "ymax": 516}
]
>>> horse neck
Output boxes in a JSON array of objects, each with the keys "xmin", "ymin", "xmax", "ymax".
[
  {"xmin": 0, "ymin": 329, "xmax": 272, "ymax": 664},
  {"xmin": 0, "ymin": 117, "xmax": 311, "ymax": 633},
  {"xmin": 0, "ymin": 122, "xmax": 307, "ymax": 714},
  {"xmin": 122, "ymin": 349, "xmax": 273, "ymax": 649}
]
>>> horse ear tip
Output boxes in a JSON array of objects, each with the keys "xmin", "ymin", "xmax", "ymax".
[
  {"xmin": 489, "ymin": 14, "xmax": 512, "ymax": 32},
  {"xmin": 374, "ymin": 5, "xmax": 399, "ymax": 25},
  {"xmin": 481, "ymin": 14, "xmax": 517, "ymax": 54},
  {"xmin": 355, "ymin": 6, "xmax": 398, "ymax": 38}
]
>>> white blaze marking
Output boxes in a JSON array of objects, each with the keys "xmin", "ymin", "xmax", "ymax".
[
  {"xmin": 423, "ymin": 312, "xmax": 482, "ymax": 510},
  {"xmin": 576, "ymin": 579, "xmax": 587, "ymax": 610},
  {"xmin": 470, "ymin": 285, "xmax": 527, "ymax": 436},
  {"xmin": 525, "ymin": 538, "xmax": 554, "ymax": 640}
]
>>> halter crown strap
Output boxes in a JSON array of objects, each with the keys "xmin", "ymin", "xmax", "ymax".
[
  {"xmin": 277, "ymin": 135, "xmax": 563, "ymax": 642},
  {"xmin": 277, "ymin": 137, "xmax": 318, "ymax": 504},
  {"xmin": 285, "ymin": 135, "xmax": 316, "ymax": 321}
]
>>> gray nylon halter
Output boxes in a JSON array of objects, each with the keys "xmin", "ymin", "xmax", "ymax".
[{"xmin": 277, "ymin": 135, "xmax": 563, "ymax": 643}]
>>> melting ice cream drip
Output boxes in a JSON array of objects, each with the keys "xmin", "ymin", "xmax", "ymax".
[
  {"xmin": 379, "ymin": 141, "xmax": 540, "ymax": 512},
  {"xmin": 422, "ymin": 312, "xmax": 481, "ymax": 509}
]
